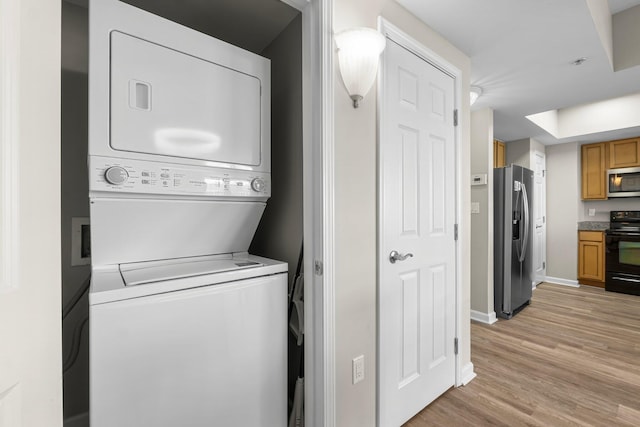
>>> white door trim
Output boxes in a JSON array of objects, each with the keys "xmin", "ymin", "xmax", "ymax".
[
  {"xmin": 293, "ymin": 0, "xmax": 335, "ymax": 425},
  {"xmin": 532, "ymin": 150, "xmax": 547, "ymax": 286},
  {"xmin": 377, "ymin": 17, "xmax": 464, "ymax": 390}
]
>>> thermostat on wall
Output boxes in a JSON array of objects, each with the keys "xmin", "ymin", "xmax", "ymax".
[{"xmin": 471, "ymin": 174, "xmax": 487, "ymax": 186}]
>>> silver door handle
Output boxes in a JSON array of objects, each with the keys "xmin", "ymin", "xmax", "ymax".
[{"xmin": 389, "ymin": 250, "xmax": 413, "ymax": 263}]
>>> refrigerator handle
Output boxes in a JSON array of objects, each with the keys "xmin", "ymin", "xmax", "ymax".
[
  {"xmin": 520, "ymin": 183, "xmax": 530, "ymax": 262},
  {"xmin": 514, "ymin": 187, "xmax": 522, "ymax": 260}
]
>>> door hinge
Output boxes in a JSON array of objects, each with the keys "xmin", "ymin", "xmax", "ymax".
[
  {"xmin": 453, "ymin": 109, "xmax": 458, "ymax": 127},
  {"xmin": 314, "ymin": 260, "xmax": 323, "ymax": 276},
  {"xmin": 454, "ymin": 337, "xmax": 458, "ymax": 355},
  {"xmin": 543, "ymin": 261, "xmax": 546, "ymax": 269},
  {"xmin": 542, "ymin": 169, "xmax": 546, "ymax": 177},
  {"xmin": 454, "ymin": 224, "xmax": 458, "ymax": 241}
]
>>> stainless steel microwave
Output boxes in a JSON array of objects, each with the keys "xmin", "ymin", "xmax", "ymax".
[{"xmin": 608, "ymin": 167, "xmax": 640, "ymax": 198}]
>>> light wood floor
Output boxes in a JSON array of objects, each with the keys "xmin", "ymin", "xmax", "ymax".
[{"xmin": 404, "ymin": 283, "xmax": 640, "ymax": 427}]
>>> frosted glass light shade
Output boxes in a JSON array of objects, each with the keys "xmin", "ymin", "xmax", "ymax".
[
  {"xmin": 335, "ymin": 28, "xmax": 386, "ymax": 108},
  {"xmin": 470, "ymin": 86, "xmax": 483, "ymax": 106}
]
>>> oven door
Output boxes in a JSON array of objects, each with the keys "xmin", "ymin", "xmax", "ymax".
[{"xmin": 605, "ymin": 231, "xmax": 640, "ymax": 295}]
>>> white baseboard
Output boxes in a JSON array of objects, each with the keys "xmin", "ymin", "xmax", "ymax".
[
  {"xmin": 470, "ymin": 309, "xmax": 497, "ymax": 325},
  {"xmin": 64, "ymin": 412, "xmax": 89, "ymax": 427},
  {"xmin": 460, "ymin": 362, "xmax": 476, "ymax": 386},
  {"xmin": 544, "ymin": 276, "xmax": 579, "ymax": 288}
]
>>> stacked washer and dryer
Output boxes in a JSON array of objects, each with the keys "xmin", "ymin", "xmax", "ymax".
[{"xmin": 88, "ymin": 1, "xmax": 286, "ymax": 425}]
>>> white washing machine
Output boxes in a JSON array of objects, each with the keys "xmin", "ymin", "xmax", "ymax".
[{"xmin": 87, "ymin": 1, "xmax": 286, "ymax": 425}]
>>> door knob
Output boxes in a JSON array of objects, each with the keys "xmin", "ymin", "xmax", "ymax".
[{"xmin": 389, "ymin": 250, "xmax": 413, "ymax": 264}]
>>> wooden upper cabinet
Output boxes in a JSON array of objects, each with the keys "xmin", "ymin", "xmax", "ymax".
[
  {"xmin": 609, "ymin": 138, "xmax": 640, "ymax": 168},
  {"xmin": 581, "ymin": 142, "xmax": 607, "ymax": 200},
  {"xmin": 493, "ymin": 139, "xmax": 506, "ymax": 168}
]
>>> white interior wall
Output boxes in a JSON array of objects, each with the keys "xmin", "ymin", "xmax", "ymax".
[
  {"xmin": 580, "ymin": 198, "xmax": 640, "ymax": 221},
  {"xmin": 470, "ymin": 108, "xmax": 494, "ymax": 318},
  {"xmin": 61, "ymin": 70, "xmax": 91, "ymax": 419},
  {"xmin": 61, "ymin": 2, "xmax": 90, "ymax": 420},
  {"xmin": 506, "ymin": 138, "xmax": 532, "ymax": 168},
  {"xmin": 333, "ymin": 1, "xmax": 471, "ymax": 424},
  {"xmin": 613, "ymin": 4, "xmax": 640, "ymax": 71},
  {"xmin": 251, "ymin": 15, "xmax": 303, "ymax": 300},
  {"xmin": 249, "ymin": 14, "xmax": 304, "ymax": 403},
  {"xmin": 505, "ymin": 137, "xmax": 546, "ymax": 170}
]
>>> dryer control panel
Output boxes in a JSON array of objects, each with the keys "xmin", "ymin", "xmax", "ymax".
[{"xmin": 90, "ymin": 156, "xmax": 270, "ymax": 199}]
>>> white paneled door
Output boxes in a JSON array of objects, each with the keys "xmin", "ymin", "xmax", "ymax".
[
  {"xmin": 378, "ymin": 38, "xmax": 457, "ymax": 427},
  {"xmin": 533, "ymin": 151, "xmax": 546, "ymax": 285}
]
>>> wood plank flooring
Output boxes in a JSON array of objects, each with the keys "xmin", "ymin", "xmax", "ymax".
[{"xmin": 404, "ymin": 283, "xmax": 640, "ymax": 427}]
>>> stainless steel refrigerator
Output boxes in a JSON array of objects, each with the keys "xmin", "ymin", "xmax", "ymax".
[{"xmin": 494, "ymin": 164, "xmax": 533, "ymax": 319}]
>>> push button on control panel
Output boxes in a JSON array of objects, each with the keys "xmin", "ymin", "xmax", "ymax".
[{"xmin": 104, "ymin": 166, "xmax": 129, "ymax": 185}]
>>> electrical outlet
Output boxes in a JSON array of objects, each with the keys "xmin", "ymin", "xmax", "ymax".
[
  {"xmin": 352, "ymin": 355, "xmax": 364, "ymax": 384},
  {"xmin": 71, "ymin": 217, "xmax": 91, "ymax": 266},
  {"xmin": 588, "ymin": 208, "xmax": 596, "ymax": 217}
]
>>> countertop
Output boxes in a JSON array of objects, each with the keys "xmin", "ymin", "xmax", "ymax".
[{"xmin": 578, "ymin": 221, "xmax": 609, "ymax": 231}]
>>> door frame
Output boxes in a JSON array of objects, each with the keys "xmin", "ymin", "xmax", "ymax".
[
  {"xmin": 532, "ymin": 149, "xmax": 547, "ymax": 285},
  {"xmin": 282, "ymin": 0, "xmax": 336, "ymax": 425},
  {"xmin": 376, "ymin": 16, "xmax": 464, "ymax": 400}
]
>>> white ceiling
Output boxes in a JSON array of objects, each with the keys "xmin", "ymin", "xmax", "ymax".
[{"xmin": 398, "ymin": 0, "xmax": 640, "ymax": 145}]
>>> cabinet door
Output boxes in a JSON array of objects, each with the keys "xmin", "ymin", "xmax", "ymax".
[
  {"xmin": 493, "ymin": 140, "xmax": 506, "ymax": 168},
  {"xmin": 609, "ymin": 138, "xmax": 640, "ymax": 168},
  {"xmin": 578, "ymin": 240, "xmax": 604, "ymax": 282},
  {"xmin": 581, "ymin": 143, "xmax": 607, "ymax": 200}
]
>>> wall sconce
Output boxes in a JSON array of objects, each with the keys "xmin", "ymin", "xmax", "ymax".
[
  {"xmin": 470, "ymin": 86, "xmax": 483, "ymax": 106},
  {"xmin": 335, "ymin": 27, "xmax": 386, "ymax": 108}
]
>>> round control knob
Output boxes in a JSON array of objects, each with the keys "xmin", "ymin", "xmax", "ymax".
[
  {"xmin": 251, "ymin": 178, "xmax": 266, "ymax": 192},
  {"xmin": 104, "ymin": 166, "xmax": 129, "ymax": 185}
]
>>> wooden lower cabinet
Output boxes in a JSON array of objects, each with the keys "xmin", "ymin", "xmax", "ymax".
[{"xmin": 578, "ymin": 230, "xmax": 605, "ymax": 287}]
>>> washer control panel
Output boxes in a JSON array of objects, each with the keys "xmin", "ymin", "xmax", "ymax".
[{"xmin": 90, "ymin": 156, "xmax": 270, "ymax": 198}]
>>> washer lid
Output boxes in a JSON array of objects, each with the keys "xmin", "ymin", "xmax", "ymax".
[{"xmin": 120, "ymin": 254, "xmax": 264, "ymax": 287}]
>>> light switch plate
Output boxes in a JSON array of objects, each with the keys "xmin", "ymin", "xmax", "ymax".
[{"xmin": 471, "ymin": 202, "xmax": 480, "ymax": 214}]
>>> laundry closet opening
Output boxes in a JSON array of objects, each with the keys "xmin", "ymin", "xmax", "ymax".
[{"xmin": 60, "ymin": 0, "xmax": 303, "ymax": 424}]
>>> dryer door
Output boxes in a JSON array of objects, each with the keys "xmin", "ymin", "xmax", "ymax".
[{"xmin": 110, "ymin": 32, "xmax": 262, "ymax": 165}]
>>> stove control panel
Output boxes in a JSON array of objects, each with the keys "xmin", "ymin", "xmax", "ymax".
[
  {"xmin": 90, "ymin": 156, "xmax": 270, "ymax": 198},
  {"xmin": 611, "ymin": 210, "xmax": 640, "ymax": 222}
]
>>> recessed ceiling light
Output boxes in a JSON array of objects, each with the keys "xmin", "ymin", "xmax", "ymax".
[{"xmin": 572, "ymin": 57, "xmax": 587, "ymax": 66}]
